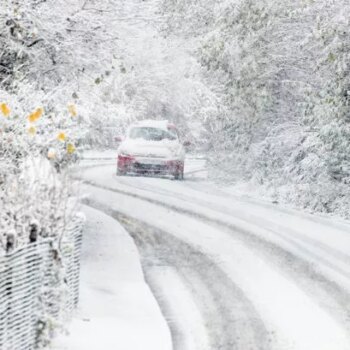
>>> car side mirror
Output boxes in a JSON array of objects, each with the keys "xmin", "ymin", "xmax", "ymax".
[
  {"xmin": 115, "ymin": 136, "xmax": 123, "ymax": 142},
  {"xmin": 183, "ymin": 140, "xmax": 191, "ymax": 147}
]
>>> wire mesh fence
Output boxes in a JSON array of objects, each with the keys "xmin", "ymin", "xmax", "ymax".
[{"xmin": 0, "ymin": 218, "xmax": 84, "ymax": 350}]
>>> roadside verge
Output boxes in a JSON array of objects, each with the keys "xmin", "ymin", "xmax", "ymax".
[{"xmin": 52, "ymin": 205, "xmax": 172, "ymax": 350}]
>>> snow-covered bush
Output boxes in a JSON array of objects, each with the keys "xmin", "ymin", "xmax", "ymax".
[
  {"xmin": 0, "ymin": 97, "xmax": 79, "ymax": 252},
  {"xmin": 0, "ymin": 2, "xmax": 91, "ymax": 346},
  {"xmin": 0, "ymin": 95, "xmax": 83, "ymax": 349},
  {"xmin": 0, "ymin": 0, "xmax": 125, "ymax": 248}
]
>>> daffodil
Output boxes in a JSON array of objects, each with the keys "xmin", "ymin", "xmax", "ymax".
[
  {"xmin": 1, "ymin": 103, "xmax": 10, "ymax": 117},
  {"xmin": 28, "ymin": 107, "xmax": 44, "ymax": 123},
  {"xmin": 57, "ymin": 132, "xmax": 67, "ymax": 142}
]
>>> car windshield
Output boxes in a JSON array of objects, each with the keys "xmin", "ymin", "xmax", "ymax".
[{"xmin": 129, "ymin": 127, "xmax": 177, "ymax": 141}]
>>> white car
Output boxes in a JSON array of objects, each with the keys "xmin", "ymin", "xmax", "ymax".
[{"xmin": 116, "ymin": 120, "xmax": 188, "ymax": 180}]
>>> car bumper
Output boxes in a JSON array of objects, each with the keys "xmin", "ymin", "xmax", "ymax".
[{"xmin": 118, "ymin": 155, "xmax": 183, "ymax": 175}]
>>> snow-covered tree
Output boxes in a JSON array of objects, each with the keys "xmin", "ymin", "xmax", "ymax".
[{"xmin": 160, "ymin": 0, "xmax": 350, "ymax": 216}]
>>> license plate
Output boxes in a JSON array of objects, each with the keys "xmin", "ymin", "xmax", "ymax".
[{"xmin": 137, "ymin": 158, "xmax": 163, "ymax": 165}]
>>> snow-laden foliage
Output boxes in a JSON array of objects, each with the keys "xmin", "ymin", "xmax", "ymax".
[
  {"xmin": 0, "ymin": 2, "xmax": 88, "ymax": 346},
  {"xmin": 0, "ymin": 97, "xmax": 79, "ymax": 252},
  {"xmin": 0, "ymin": 3, "xmax": 85, "ymax": 248},
  {"xmin": 1, "ymin": 0, "xmax": 124, "ymax": 146},
  {"xmin": 0, "ymin": 0, "xmax": 217, "ymax": 146},
  {"xmin": 0, "ymin": 0, "xmax": 125, "ymax": 251},
  {"xmin": 160, "ymin": 0, "xmax": 350, "ymax": 216}
]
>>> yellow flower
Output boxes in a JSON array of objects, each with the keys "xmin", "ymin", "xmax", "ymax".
[
  {"xmin": 28, "ymin": 126, "xmax": 36, "ymax": 135},
  {"xmin": 68, "ymin": 104, "xmax": 77, "ymax": 117},
  {"xmin": 57, "ymin": 132, "xmax": 67, "ymax": 142},
  {"xmin": 1, "ymin": 103, "xmax": 10, "ymax": 117},
  {"xmin": 28, "ymin": 107, "xmax": 44, "ymax": 123},
  {"xmin": 66, "ymin": 143, "xmax": 76, "ymax": 154}
]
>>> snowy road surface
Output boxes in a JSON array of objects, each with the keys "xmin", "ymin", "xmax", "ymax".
[{"xmin": 75, "ymin": 154, "xmax": 350, "ymax": 350}]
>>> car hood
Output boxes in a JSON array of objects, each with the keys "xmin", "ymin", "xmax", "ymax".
[{"xmin": 118, "ymin": 139, "xmax": 181, "ymax": 158}]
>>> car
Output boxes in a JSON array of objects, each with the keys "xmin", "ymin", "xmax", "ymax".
[{"xmin": 116, "ymin": 120, "xmax": 188, "ymax": 180}]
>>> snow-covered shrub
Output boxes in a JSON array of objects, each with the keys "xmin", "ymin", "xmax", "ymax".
[
  {"xmin": 0, "ymin": 94, "xmax": 82, "ymax": 252},
  {"xmin": 0, "ymin": 2, "xmax": 89, "ymax": 345},
  {"xmin": 0, "ymin": 94, "xmax": 83, "ymax": 347}
]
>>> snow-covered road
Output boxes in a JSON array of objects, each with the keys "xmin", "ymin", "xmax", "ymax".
[{"xmin": 77, "ymin": 154, "xmax": 350, "ymax": 350}]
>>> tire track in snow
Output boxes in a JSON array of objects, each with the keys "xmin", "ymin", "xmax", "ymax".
[
  {"xmin": 82, "ymin": 189, "xmax": 350, "ymax": 350},
  {"xmin": 80, "ymin": 177, "xmax": 350, "ymax": 342},
  {"xmin": 78, "ymin": 170, "xmax": 350, "ymax": 284},
  {"xmin": 85, "ymin": 201, "xmax": 270, "ymax": 350},
  {"xmin": 80, "ymin": 175, "xmax": 350, "ymax": 282},
  {"xmin": 99, "ymin": 171, "xmax": 350, "ymax": 302}
]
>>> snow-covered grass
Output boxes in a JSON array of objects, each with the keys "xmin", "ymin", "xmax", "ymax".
[{"xmin": 52, "ymin": 205, "xmax": 172, "ymax": 350}]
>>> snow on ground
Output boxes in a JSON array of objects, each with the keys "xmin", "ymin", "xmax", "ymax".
[
  {"xmin": 74, "ymin": 153, "xmax": 350, "ymax": 349},
  {"xmin": 149, "ymin": 266, "xmax": 211, "ymax": 350},
  {"xmin": 82, "ymin": 181, "xmax": 350, "ymax": 350},
  {"xmin": 52, "ymin": 205, "xmax": 172, "ymax": 350}
]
